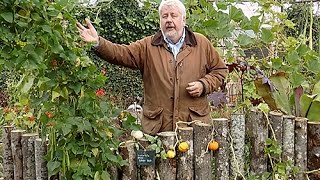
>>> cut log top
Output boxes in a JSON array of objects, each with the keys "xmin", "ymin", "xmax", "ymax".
[
  {"xmin": 11, "ymin": 129, "xmax": 26, "ymax": 133},
  {"xmin": 307, "ymin": 121, "xmax": 320, "ymax": 125},
  {"xmin": 194, "ymin": 122, "xmax": 211, "ymax": 127},
  {"xmin": 269, "ymin": 111, "xmax": 283, "ymax": 116},
  {"xmin": 157, "ymin": 131, "xmax": 176, "ymax": 137},
  {"xmin": 177, "ymin": 127, "xmax": 193, "ymax": 131},
  {"xmin": 3, "ymin": 125, "xmax": 14, "ymax": 128},
  {"xmin": 123, "ymin": 140, "xmax": 135, "ymax": 146},
  {"xmin": 283, "ymin": 115, "xmax": 295, "ymax": 119},
  {"xmin": 295, "ymin": 117, "xmax": 308, "ymax": 122},
  {"xmin": 231, "ymin": 113, "xmax": 245, "ymax": 115},
  {"xmin": 22, "ymin": 133, "xmax": 38, "ymax": 137},
  {"xmin": 211, "ymin": 118, "xmax": 229, "ymax": 121},
  {"xmin": 35, "ymin": 138, "xmax": 48, "ymax": 143}
]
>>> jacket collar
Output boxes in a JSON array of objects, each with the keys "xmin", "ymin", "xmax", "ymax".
[{"xmin": 151, "ymin": 26, "xmax": 197, "ymax": 47}]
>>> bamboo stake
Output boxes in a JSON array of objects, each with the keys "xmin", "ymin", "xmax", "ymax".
[
  {"xmin": 2, "ymin": 125, "xmax": 14, "ymax": 180},
  {"xmin": 22, "ymin": 133, "xmax": 38, "ymax": 180},
  {"xmin": 294, "ymin": 117, "xmax": 308, "ymax": 180},
  {"xmin": 176, "ymin": 126, "xmax": 194, "ymax": 180},
  {"xmin": 193, "ymin": 122, "xmax": 212, "ymax": 180},
  {"xmin": 211, "ymin": 118, "xmax": 229, "ymax": 180},
  {"xmin": 11, "ymin": 129, "xmax": 26, "ymax": 180},
  {"xmin": 157, "ymin": 131, "xmax": 176, "ymax": 180},
  {"xmin": 230, "ymin": 113, "xmax": 245, "ymax": 179},
  {"xmin": 248, "ymin": 109, "xmax": 268, "ymax": 176},
  {"xmin": 35, "ymin": 138, "xmax": 48, "ymax": 180}
]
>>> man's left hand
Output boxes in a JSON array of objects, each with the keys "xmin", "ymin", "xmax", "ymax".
[{"xmin": 186, "ymin": 81, "xmax": 204, "ymax": 97}]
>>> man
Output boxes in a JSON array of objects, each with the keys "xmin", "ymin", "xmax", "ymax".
[{"xmin": 77, "ymin": 0, "xmax": 227, "ymax": 135}]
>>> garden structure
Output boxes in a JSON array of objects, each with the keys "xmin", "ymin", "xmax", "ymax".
[{"xmin": 1, "ymin": 0, "xmax": 320, "ymax": 179}]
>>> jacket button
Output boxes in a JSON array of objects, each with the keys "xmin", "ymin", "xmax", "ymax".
[
  {"xmin": 170, "ymin": 77, "xmax": 173, "ymax": 81},
  {"xmin": 170, "ymin": 96, "xmax": 174, "ymax": 99}
]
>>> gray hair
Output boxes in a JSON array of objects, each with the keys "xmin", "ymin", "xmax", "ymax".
[{"xmin": 158, "ymin": 0, "xmax": 186, "ymax": 18}]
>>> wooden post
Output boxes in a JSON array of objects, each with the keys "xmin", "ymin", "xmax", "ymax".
[
  {"xmin": 230, "ymin": 113, "xmax": 245, "ymax": 179},
  {"xmin": 107, "ymin": 166, "xmax": 119, "ymax": 180},
  {"xmin": 294, "ymin": 117, "xmax": 308, "ymax": 180},
  {"xmin": 282, "ymin": 115, "xmax": 295, "ymax": 162},
  {"xmin": 119, "ymin": 140, "xmax": 137, "ymax": 180},
  {"xmin": 248, "ymin": 109, "xmax": 268, "ymax": 177},
  {"xmin": 2, "ymin": 125, "xmax": 14, "ymax": 180},
  {"xmin": 193, "ymin": 122, "xmax": 212, "ymax": 180},
  {"xmin": 11, "ymin": 129, "xmax": 26, "ymax": 180},
  {"xmin": 307, "ymin": 122, "xmax": 320, "ymax": 180},
  {"xmin": 269, "ymin": 111, "xmax": 283, "ymax": 153},
  {"xmin": 211, "ymin": 118, "xmax": 229, "ymax": 180},
  {"xmin": 176, "ymin": 126, "xmax": 193, "ymax": 180},
  {"xmin": 138, "ymin": 139, "xmax": 155, "ymax": 180},
  {"xmin": 22, "ymin": 133, "xmax": 38, "ymax": 180},
  {"xmin": 157, "ymin": 131, "xmax": 176, "ymax": 180},
  {"xmin": 35, "ymin": 138, "xmax": 48, "ymax": 180}
]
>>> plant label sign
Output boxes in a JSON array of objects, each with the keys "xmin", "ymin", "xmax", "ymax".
[{"xmin": 136, "ymin": 150, "xmax": 155, "ymax": 166}]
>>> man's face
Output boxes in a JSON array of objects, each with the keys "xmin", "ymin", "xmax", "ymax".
[{"xmin": 160, "ymin": 5, "xmax": 186, "ymax": 43}]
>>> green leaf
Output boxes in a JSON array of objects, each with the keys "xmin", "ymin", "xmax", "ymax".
[
  {"xmin": 261, "ymin": 28, "xmax": 275, "ymax": 43},
  {"xmin": 307, "ymin": 101, "xmax": 320, "ymax": 122},
  {"xmin": 254, "ymin": 78, "xmax": 277, "ymax": 110},
  {"xmin": 285, "ymin": 50, "xmax": 300, "ymax": 65},
  {"xmin": 312, "ymin": 81, "xmax": 320, "ymax": 95},
  {"xmin": 47, "ymin": 160, "xmax": 61, "ymax": 176},
  {"xmin": 94, "ymin": 171, "xmax": 100, "ymax": 180},
  {"xmin": 31, "ymin": 13, "xmax": 42, "ymax": 21},
  {"xmin": 41, "ymin": 25, "xmax": 52, "ymax": 33},
  {"xmin": 52, "ymin": 89, "xmax": 61, "ymax": 101},
  {"xmin": 290, "ymin": 72, "xmax": 305, "ymax": 88},
  {"xmin": 257, "ymin": 103, "xmax": 270, "ymax": 114},
  {"xmin": 229, "ymin": 6, "xmax": 244, "ymax": 22},
  {"xmin": 237, "ymin": 34, "xmax": 254, "ymax": 46},
  {"xmin": 306, "ymin": 57, "xmax": 320, "ymax": 74},
  {"xmin": 300, "ymin": 94, "xmax": 316, "ymax": 117},
  {"xmin": 21, "ymin": 76, "xmax": 35, "ymax": 94},
  {"xmin": 92, "ymin": 148, "xmax": 99, "ymax": 157},
  {"xmin": 271, "ymin": 58, "xmax": 282, "ymax": 69},
  {"xmin": 101, "ymin": 171, "xmax": 111, "ymax": 180},
  {"xmin": 270, "ymin": 74, "xmax": 292, "ymax": 115},
  {"xmin": 1, "ymin": 12, "xmax": 13, "ymax": 23},
  {"xmin": 61, "ymin": 123, "xmax": 72, "ymax": 136},
  {"xmin": 251, "ymin": 16, "xmax": 262, "ymax": 33}
]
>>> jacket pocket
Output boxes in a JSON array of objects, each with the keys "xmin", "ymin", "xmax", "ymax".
[
  {"xmin": 142, "ymin": 105, "xmax": 164, "ymax": 135},
  {"xmin": 189, "ymin": 105, "xmax": 210, "ymax": 124}
]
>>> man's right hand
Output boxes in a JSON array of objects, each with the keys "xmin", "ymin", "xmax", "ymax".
[{"xmin": 76, "ymin": 18, "xmax": 99, "ymax": 45}]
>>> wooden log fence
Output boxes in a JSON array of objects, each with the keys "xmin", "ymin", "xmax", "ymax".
[{"xmin": 2, "ymin": 110, "xmax": 320, "ymax": 180}]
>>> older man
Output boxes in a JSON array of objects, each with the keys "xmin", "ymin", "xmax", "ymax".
[{"xmin": 77, "ymin": 0, "xmax": 228, "ymax": 135}]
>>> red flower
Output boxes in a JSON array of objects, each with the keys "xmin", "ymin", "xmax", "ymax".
[
  {"xmin": 45, "ymin": 111, "xmax": 52, "ymax": 118},
  {"xmin": 28, "ymin": 115, "xmax": 36, "ymax": 122},
  {"xmin": 3, "ymin": 108, "xmax": 10, "ymax": 113},
  {"xmin": 96, "ymin": 89, "xmax": 105, "ymax": 97}
]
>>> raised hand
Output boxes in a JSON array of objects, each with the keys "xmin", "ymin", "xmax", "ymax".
[{"xmin": 76, "ymin": 18, "xmax": 99, "ymax": 44}]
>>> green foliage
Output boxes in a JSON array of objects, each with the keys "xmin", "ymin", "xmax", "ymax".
[
  {"xmin": 77, "ymin": 0, "xmax": 159, "ymax": 108},
  {"xmin": 0, "ymin": 0, "xmax": 128, "ymax": 178}
]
